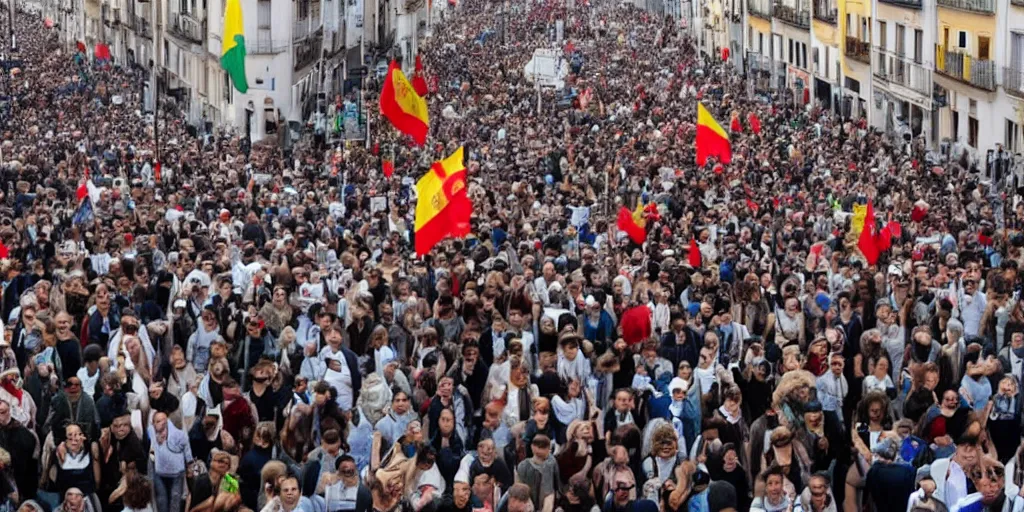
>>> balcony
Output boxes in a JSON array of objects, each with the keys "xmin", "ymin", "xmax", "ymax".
[
  {"xmin": 813, "ymin": 5, "xmax": 836, "ymax": 23},
  {"xmin": 293, "ymin": 32, "xmax": 322, "ymax": 70},
  {"xmin": 169, "ymin": 13, "xmax": 204, "ymax": 44},
  {"xmin": 874, "ymin": 48, "xmax": 932, "ymax": 95},
  {"xmin": 773, "ymin": 4, "xmax": 810, "ymax": 28},
  {"xmin": 936, "ymin": 46, "xmax": 996, "ymax": 90},
  {"xmin": 293, "ymin": 19, "xmax": 309, "ymax": 41},
  {"xmin": 247, "ymin": 38, "xmax": 289, "ymax": 54},
  {"xmin": 747, "ymin": 51, "xmax": 772, "ymax": 72},
  {"xmin": 937, "ymin": 0, "xmax": 994, "ymax": 12},
  {"xmin": 879, "ymin": 0, "xmax": 921, "ymax": 7},
  {"xmin": 748, "ymin": 0, "xmax": 772, "ymax": 18},
  {"xmin": 132, "ymin": 14, "xmax": 151, "ymax": 38},
  {"xmin": 845, "ymin": 36, "xmax": 871, "ymax": 64},
  {"xmin": 1006, "ymin": 67, "xmax": 1024, "ymax": 98}
]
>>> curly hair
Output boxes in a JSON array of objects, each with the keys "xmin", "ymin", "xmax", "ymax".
[
  {"xmin": 855, "ymin": 391, "xmax": 892, "ymax": 428},
  {"xmin": 122, "ymin": 473, "xmax": 153, "ymax": 509}
]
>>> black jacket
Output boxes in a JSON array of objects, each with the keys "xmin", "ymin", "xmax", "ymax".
[{"xmin": 0, "ymin": 419, "xmax": 38, "ymax": 501}]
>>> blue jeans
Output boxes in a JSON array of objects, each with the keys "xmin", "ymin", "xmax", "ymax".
[{"xmin": 152, "ymin": 471, "xmax": 185, "ymax": 512}]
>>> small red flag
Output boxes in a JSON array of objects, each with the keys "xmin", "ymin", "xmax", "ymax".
[
  {"xmin": 730, "ymin": 113, "xmax": 742, "ymax": 133},
  {"xmin": 858, "ymin": 201, "xmax": 880, "ymax": 265},
  {"xmin": 154, "ymin": 161, "xmax": 162, "ymax": 183},
  {"xmin": 748, "ymin": 113, "xmax": 762, "ymax": 135},
  {"xmin": 721, "ymin": 47, "xmax": 730, "ymax": 61},
  {"xmin": 745, "ymin": 198, "xmax": 759, "ymax": 214},
  {"xmin": 688, "ymin": 238, "xmax": 702, "ymax": 268},
  {"xmin": 412, "ymin": 55, "xmax": 429, "ymax": 97},
  {"xmin": 0, "ymin": 241, "xmax": 9, "ymax": 259},
  {"xmin": 77, "ymin": 167, "xmax": 90, "ymax": 201},
  {"xmin": 382, "ymin": 160, "xmax": 394, "ymax": 178}
]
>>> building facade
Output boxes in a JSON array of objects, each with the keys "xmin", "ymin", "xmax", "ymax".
[
  {"xmin": 732, "ymin": 0, "xmax": 1024, "ymax": 153},
  {"xmin": 49, "ymin": 0, "xmax": 435, "ymax": 141}
]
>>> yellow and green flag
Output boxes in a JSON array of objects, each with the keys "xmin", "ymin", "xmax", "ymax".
[{"xmin": 220, "ymin": 0, "xmax": 248, "ymax": 93}]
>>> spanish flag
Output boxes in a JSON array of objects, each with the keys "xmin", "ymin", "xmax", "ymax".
[
  {"xmin": 696, "ymin": 102, "xmax": 731, "ymax": 166},
  {"xmin": 380, "ymin": 60, "xmax": 430, "ymax": 145},
  {"xmin": 415, "ymin": 147, "xmax": 472, "ymax": 256},
  {"xmin": 616, "ymin": 201, "xmax": 647, "ymax": 245}
]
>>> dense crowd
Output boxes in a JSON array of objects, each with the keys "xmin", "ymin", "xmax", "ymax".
[{"xmin": 0, "ymin": 0, "xmax": 1019, "ymax": 511}]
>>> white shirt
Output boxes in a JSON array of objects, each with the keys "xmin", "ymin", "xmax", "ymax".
[
  {"xmin": 816, "ymin": 372, "xmax": 848, "ymax": 422},
  {"xmin": 959, "ymin": 291, "xmax": 986, "ymax": 338},
  {"xmin": 77, "ymin": 366, "xmax": 101, "ymax": 397},
  {"xmin": 332, "ymin": 358, "xmax": 354, "ymax": 411},
  {"xmin": 945, "ymin": 460, "xmax": 969, "ymax": 512},
  {"xmin": 324, "ymin": 481, "xmax": 359, "ymax": 512},
  {"xmin": 532, "ymin": 277, "xmax": 552, "ymax": 305}
]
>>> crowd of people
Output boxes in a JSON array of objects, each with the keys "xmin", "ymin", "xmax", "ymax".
[{"xmin": 0, "ymin": 0, "xmax": 1019, "ymax": 510}]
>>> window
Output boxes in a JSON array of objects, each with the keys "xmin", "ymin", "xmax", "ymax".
[
  {"xmin": 223, "ymin": 71, "xmax": 232, "ymax": 103},
  {"xmin": 914, "ymin": 29, "xmax": 923, "ymax": 63},
  {"xmin": 1013, "ymin": 32, "xmax": 1024, "ymax": 70},
  {"xmin": 813, "ymin": 46, "xmax": 819, "ymax": 74},
  {"xmin": 1008, "ymin": 119, "xmax": 1021, "ymax": 152},
  {"xmin": 953, "ymin": 111, "xmax": 959, "ymax": 141},
  {"xmin": 862, "ymin": 17, "xmax": 869, "ymax": 42},
  {"xmin": 895, "ymin": 24, "xmax": 905, "ymax": 55},
  {"xmin": 257, "ymin": 0, "xmax": 271, "ymax": 28},
  {"xmin": 969, "ymin": 116, "xmax": 979, "ymax": 148},
  {"xmin": 878, "ymin": 21, "xmax": 887, "ymax": 49},
  {"xmin": 789, "ymin": 39, "xmax": 794, "ymax": 64},
  {"xmin": 978, "ymin": 36, "xmax": 990, "ymax": 60},
  {"xmin": 958, "ymin": 30, "xmax": 968, "ymax": 49}
]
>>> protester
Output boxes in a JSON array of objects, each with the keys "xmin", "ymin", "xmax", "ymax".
[{"xmin": 0, "ymin": 0, "xmax": 1019, "ymax": 509}]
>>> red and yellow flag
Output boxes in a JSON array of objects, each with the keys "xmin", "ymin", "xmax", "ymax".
[
  {"xmin": 380, "ymin": 60, "xmax": 430, "ymax": 145},
  {"xmin": 696, "ymin": 102, "xmax": 731, "ymax": 166},
  {"xmin": 617, "ymin": 201, "xmax": 647, "ymax": 245},
  {"xmin": 415, "ymin": 147, "xmax": 472, "ymax": 256}
]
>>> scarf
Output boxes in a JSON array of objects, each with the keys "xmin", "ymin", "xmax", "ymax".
[{"xmin": 1, "ymin": 380, "xmax": 21, "ymax": 405}]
